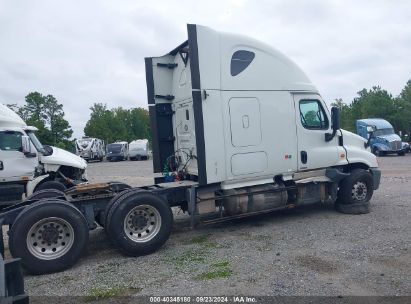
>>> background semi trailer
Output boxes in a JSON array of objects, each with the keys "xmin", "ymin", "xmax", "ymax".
[
  {"xmin": 75, "ymin": 137, "xmax": 105, "ymax": 162},
  {"xmin": 0, "ymin": 24, "xmax": 380, "ymax": 274},
  {"xmin": 0, "ymin": 104, "xmax": 87, "ymax": 207},
  {"xmin": 129, "ymin": 139, "xmax": 149, "ymax": 160}
]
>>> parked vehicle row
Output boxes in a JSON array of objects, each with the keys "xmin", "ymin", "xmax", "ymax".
[{"xmin": 76, "ymin": 138, "xmax": 150, "ymax": 162}]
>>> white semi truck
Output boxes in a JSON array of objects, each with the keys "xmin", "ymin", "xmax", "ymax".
[
  {"xmin": 0, "ymin": 103, "xmax": 87, "ymax": 206},
  {"xmin": 0, "ymin": 25, "xmax": 380, "ymax": 274},
  {"xmin": 75, "ymin": 137, "xmax": 105, "ymax": 162}
]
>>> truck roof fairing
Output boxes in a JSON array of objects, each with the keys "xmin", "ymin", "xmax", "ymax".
[
  {"xmin": 0, "ymin": 103, "xmax": 27, "ymax": 128},
  {"xmin": 357, "ymin": 118, "xmax": 393, "ymax": 129},
  {"xmin": 147, "ymin": 24, "xmax": 317, "ymax": 93}
]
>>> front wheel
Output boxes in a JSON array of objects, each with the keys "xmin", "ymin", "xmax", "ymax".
[
  {"xmin": 106, "ymin": 191, "xmax": 173, "ymax": 256},
  {"xmin": 336, "ymin": 169, "xmax": 373, "ymax": 214},
  {"xmin": 9, "ymin": 200, "xmax": 89, "ymax": 274},
  {"xmin": 373, "ymin": 148, "xmax": 383, "ymax": 157},
  {"xmin": 397, "ymin": 151, "xmax": 405, "ymax": 156}
]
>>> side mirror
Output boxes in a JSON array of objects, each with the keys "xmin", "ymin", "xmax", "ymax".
[
  {"xmin": 364, "ymin": 125, "xmax": 376, "ymax": 148},
  {"xmin": 22, "ymin": 136, "xmax": 36, "ymax": 157},
  {"xmin": 22, "ymin": 136, "xmax": 31, "ymax": 154},
  {"xmin": 325, "ymin": 107, "xmax": 340, "ymax": 142},
  {"xmin": 331, "ymin": 107, "xmax": 340, "ymax": 130},
  {"xmin": 367, "ymin": 125, "xmax": 376, "ymax": 133}
]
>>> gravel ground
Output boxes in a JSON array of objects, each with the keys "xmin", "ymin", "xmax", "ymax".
[{"xmin": 11, "ymin": 156, "xmax": 411, "ymax": 297}]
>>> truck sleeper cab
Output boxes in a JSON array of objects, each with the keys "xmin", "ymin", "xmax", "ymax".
[{"xmin": 0, "ymin": 24, "xmax": 381, "ymax": 275}]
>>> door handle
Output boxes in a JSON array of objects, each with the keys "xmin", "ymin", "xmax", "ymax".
[
  {"xmin": 301, "ymin": 151, "xmax": 308, "ymax": 164},
  {"xmin": 0, "ymin": 161, "xmax": 3, "ymax": 170}
]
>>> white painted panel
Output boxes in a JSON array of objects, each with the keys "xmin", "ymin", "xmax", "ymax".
[
  {"xmin": 202, "ymin": 90, "xmax": 227, "ymax": 183},
  {"xmin": 229, "ymin": 98, "xmax": 261, "ymax": 147},
  {"xmin": 221, "ymin": 91, "xmax": 298, "ymax": 181},
  {"xmin": 196, "ymin": 25, "xmax": 221, "ymax": 90},
  {"xmin": 171, "ymin": 55, "xmax": 192, "ymax": 103},
  {"xmin": 231, "ymin": 152, "xmax": 267, "ymax": 176},
  {"xmin": 152, "ymin": 55, "xmax": 175, "ymax": 104}
]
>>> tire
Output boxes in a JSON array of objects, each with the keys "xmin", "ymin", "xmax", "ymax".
[
  {"xmin": 106, "ymin": 191, "xmax": 173, "ymax": 256},
  {"xmin": 397, "ymin": 151, "xmax": 405, "ymax": 156},
  {"xmin": 35, "ymin": 180, "xmax": 67, "ymax": 193},
  {"xmin": 26, "ymin": 189, "xmax": 65, "ymax": 201},
  {"xmin": 9, "ymin": 200, "xmax": 89, "ymax": 274},
  {"xmin": 103, "ymin": 188, "xmax": 144, "ymax": 232},
  {"xmin": 337, "ymin": 169, "xmax": 374, "ymax": 204},
  {"xmin": 373, "ymin": 148, "xmax": 382, "ymax": 157},
  {"xmin": 335, "ymin": 201, "xmax": 370, "ymax": 214},
  {"xmin": 336, "ymin": 169, "xmax": 373, "ymax": 214}
]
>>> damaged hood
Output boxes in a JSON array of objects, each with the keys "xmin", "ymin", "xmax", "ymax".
[{"xmin": 41, "ymin": 146, "xmax": 87, "ymax": 169}]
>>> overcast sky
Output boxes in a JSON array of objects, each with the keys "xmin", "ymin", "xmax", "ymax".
[{"xmin": 1, "ymin": 0, "xmax": 410, "ymax": 139}]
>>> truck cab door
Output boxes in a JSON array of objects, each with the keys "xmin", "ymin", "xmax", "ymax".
[
  {"xmin": 0, "ymin": 131, "xmax": 37, "ymax": 182},
  {"xmin": 293, "ymin": 94, "xmax": 342, "ymax": 171}
]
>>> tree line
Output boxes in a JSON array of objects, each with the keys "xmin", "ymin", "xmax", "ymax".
[
  {"xmin": 7, "ymin": 93, "xmax": 150, "ymax": 151},
  {"xmin": 8, "ymin": 92, "xmax": 74, "ymax": 150},
  {"xmin": 333, "ymin": 80, "xmax": 411, "ymax": 138},
  {"xmin": 6, "ymin": 80, "xmax": 411, "ymax": 153},
  {"xmin": 83, "ymin": 103, "xmax": 150, "ymax": 144}
]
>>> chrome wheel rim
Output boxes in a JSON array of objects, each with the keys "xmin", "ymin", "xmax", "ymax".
[
  {"xmin": 26, "ymin": 217, "xmax": 74, "ymax": 260},
  {"xmin": 352, "ymin": 181, "xmax": 367, "ymax": 201},
  {"xmin": 124, "ymin": 205, "xmax": 161, "ymax": 243}
]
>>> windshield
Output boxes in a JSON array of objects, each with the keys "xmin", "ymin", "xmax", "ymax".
[
  {"xmin": 374, "ymin": 128, "xmax": 394, "ymax": 136},
  {"xmin": 107, "ymin": 144, "xmax": 122, "ymax": 153},
  {"xmin": 26, "ymin": 131, "xmax": 45, "ymax": 153}
]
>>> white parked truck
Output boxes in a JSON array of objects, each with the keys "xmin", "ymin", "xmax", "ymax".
[
  {"xmin": 129, "ymin": 139, "xmax": 149, "ymax": 160},
  {"xmin": 75, "ymin": 137, "xmax": 105, "ymax": 162},
  {"xmin": 0, "ymin": 103, "xmax": 87, "ymax": 206},
  {"xmin": 0, "ymin": 25, "xmax": 380, "ymax": 274}
]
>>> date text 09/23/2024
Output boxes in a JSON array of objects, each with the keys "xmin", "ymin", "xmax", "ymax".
[{"xmin": 149, "ymin": 296, "xmax": 257, "ymax": 303}]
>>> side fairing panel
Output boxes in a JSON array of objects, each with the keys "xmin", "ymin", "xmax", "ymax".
[{"xmin": 220, "ymin": 91, "xmax": 298, "ymax": 182}]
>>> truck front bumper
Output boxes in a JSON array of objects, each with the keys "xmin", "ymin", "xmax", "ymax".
[{"xmin": 370, "ymin": 168, "xmax": 381, "ymax": 190}]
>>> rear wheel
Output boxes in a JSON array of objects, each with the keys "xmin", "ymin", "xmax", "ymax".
[
  {"xmin": 336, "ymin": 169, "xmax": 373, "ymax": 214},
  {"xmin": 106, "ymin": 191, "xmax": 173, "ymax": 256},
  {"xmin": 103, "ymin": 188, "xmax": 142, "ymax": 231},
  {"xmin": 9, "ymin": 200, "xmax": 89, "ymax": 274}
]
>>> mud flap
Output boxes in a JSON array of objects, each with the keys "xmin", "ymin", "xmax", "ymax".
[{"xmin": 1, "ymin": 255, "xmax": 29, "ymax": 304}]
